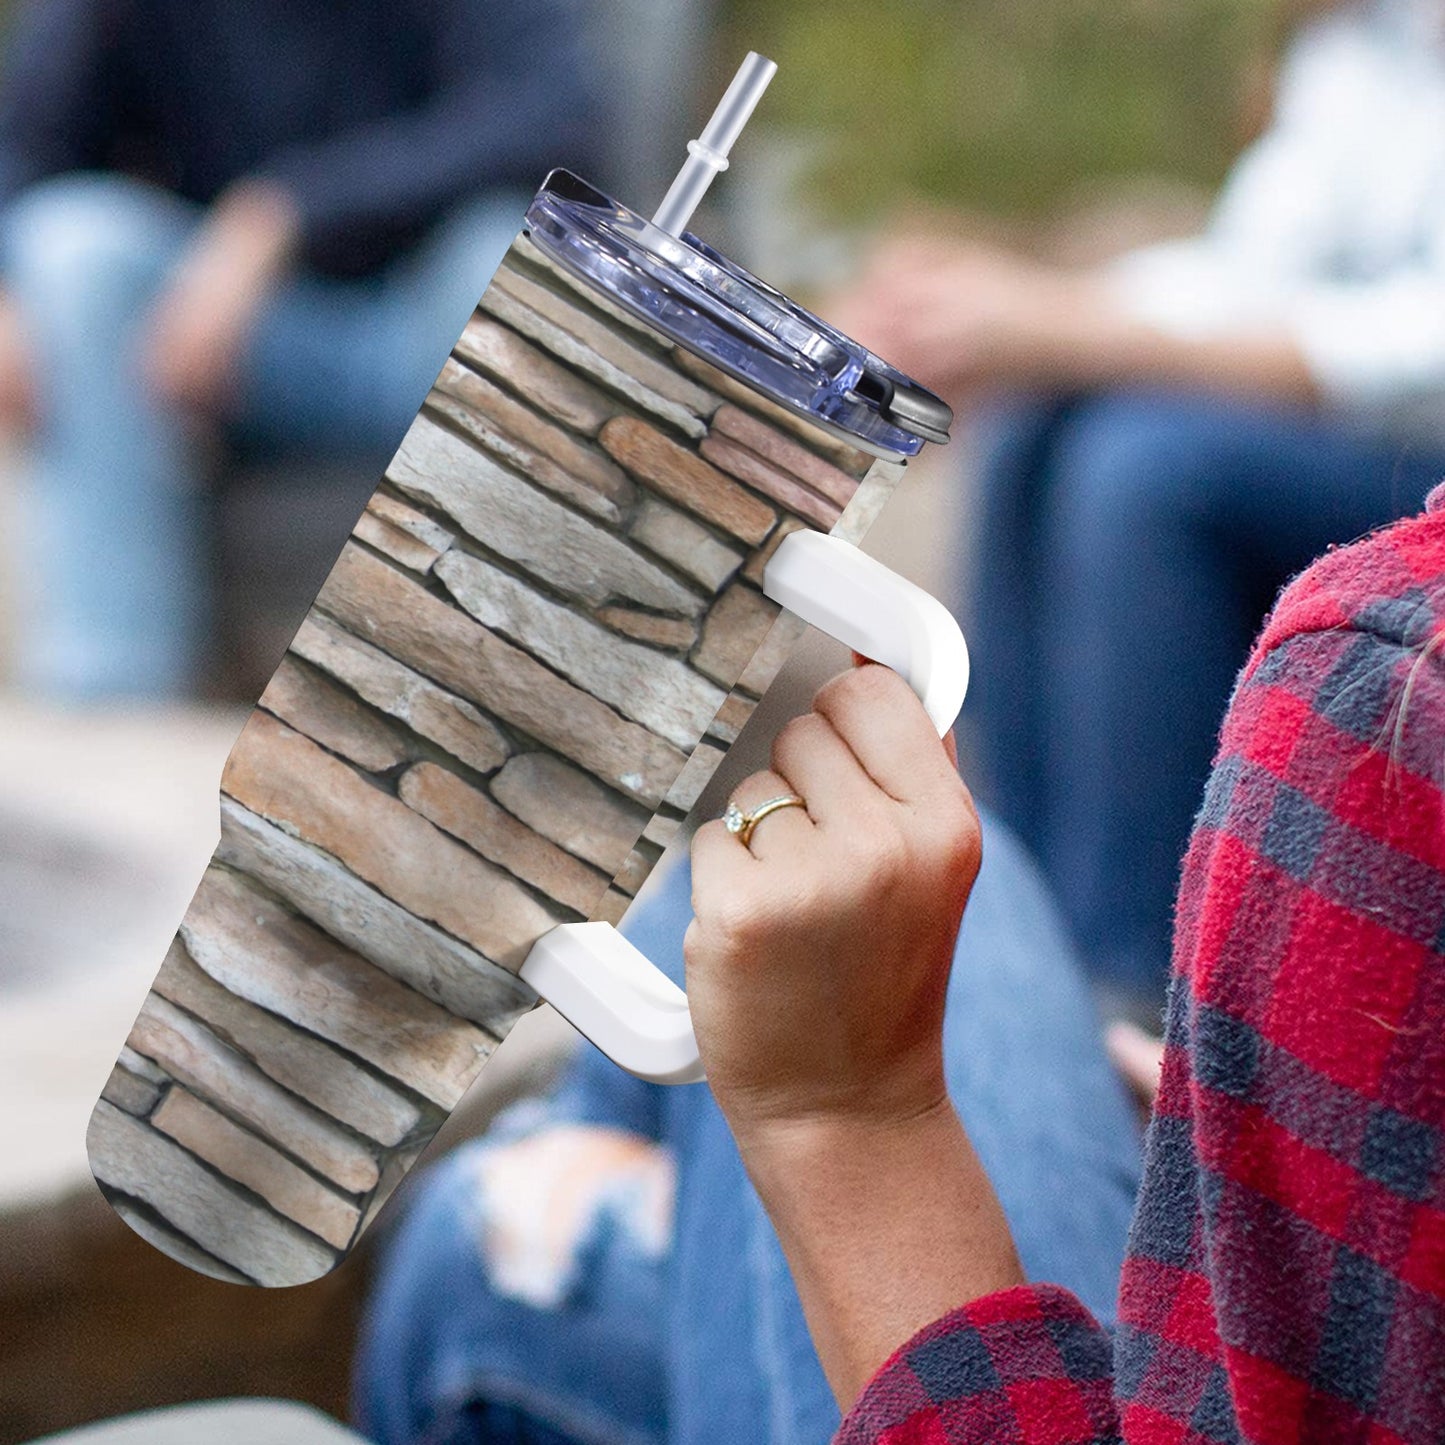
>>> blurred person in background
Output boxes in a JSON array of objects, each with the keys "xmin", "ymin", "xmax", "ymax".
[
  {"xmin": 836, "ymin": 0, "xmax": 1445, "ymax": 1014},
  {"xmin": 0, "ymin": 0, "xmax": 601, "ymax": 701}
]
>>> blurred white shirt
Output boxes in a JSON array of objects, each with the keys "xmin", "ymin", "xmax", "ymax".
[{"xmin": 1110, "ymin": 0, "xmax": 1445, "ymax": 445}]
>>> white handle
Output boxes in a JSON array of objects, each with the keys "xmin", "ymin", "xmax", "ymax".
[{"xmin": 519, "ymin": 533, "xmax": 969, "ymax": 1084}]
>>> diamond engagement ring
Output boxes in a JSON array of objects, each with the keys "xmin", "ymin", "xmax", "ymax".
[{"xmin": 722, "ymin": 793, "xmax": 808, "ymax": 848}]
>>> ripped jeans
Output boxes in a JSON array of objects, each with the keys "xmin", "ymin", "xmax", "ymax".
[{"xmin": 353, "ymin": 813, "xmax": 1144, "ymax": 1445}]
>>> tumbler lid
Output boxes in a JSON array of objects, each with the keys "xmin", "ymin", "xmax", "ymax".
[{"xmin": 524, "ymin": 169, "xmax": 953, "ymax": 460}]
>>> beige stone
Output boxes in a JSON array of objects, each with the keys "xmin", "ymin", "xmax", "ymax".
[
  {"xmin": 491, "ymin": 753, "xmax": 649, "ymax": 873},
  {"xmin": 258, "ymin": 656, "xmax": 410, "ymax": 773},
  {"xmin": 389, "ymin": 415, "xmax": 697, "ymax": 614},
  {"xmin": 592, "ymin": 889, "xmax": 632, "ymax": 926},
  {"xmin": 593, "ymin": 606, "xmax": 697, "ymax": 652},
  {"xmin": 217, "ymin": 797, "xmax": 536, "ymax": 1030},
  {"xmin": 435, "ymin": 551, "xmax": 724, "ymax": 752},
  {"xmin": 152, "ymin": 1088, "xmax": 362, "ymax": 1250},
  {"xmin": 126, "ymin": 994, "xmax": 379, "ymax": 1194},
  {"xmin": 613, "ymin": 847, "xmax": 654, "ymax": 896},
  {"xmin": 179, "ymin": 865, "xmax": 499, "ymax": 1109},
  {"xmin": 291, "ymin": 613, "xmax": 510, "ymax": 776},
  {"xmin": 664, "ymin": 740, "xmax": 727, "ymax": 812},
  {"xmin": 510, "ymin": 236, "xmax": 661, "ymax": 338},
  {"xmin": 354, "ymin": 492, "xmax": 456, "ymax": 572},
  {"xmin": 111, "ymin": 1199, "xmax": 250, "ymax": 1285},
  {"xmin": 399, "ymin": 762, "xmax": 609, "ymax": 918},
  {"xmin": 692, "ymin": 585, "xmax": 780, "ymax": 688},
  {"xmin": 601, "ymin": 417, "xmax": 775, "ymax": 545},
  {"xmin": 479, "ymin": 284, "xmax": 714, "ymax": 438},
  {"xmin": 88, "ymin": 1100, "xmax": 337, "ymax": 1287},
  {"xmin": 737, "ymin": 612, "xmax": 810, "ymax": 698},
  {"xmin": 454, "ymin": 315, "xmax": 613, "ymax": 435},
  {"xmin": 700, "ymin": 434, "xmax": 842, "ymax": 531},
  {"xmin": 222, "ymin": 710, "xmax": 564, "ymax": 969},
  {"xmin": 641, "ymin": 811, "xmax": 683, "ymax": 851},
  {"xmin": 628, "ymin": 496, "xmax": 744, "ymax": 592},
  {"xmin": 154, "ymin": 936, "xmax": 422, "ymax": 1146},
  {"xmin": 433, "ymin": 358, "xmax": 635, "ymax": 521},
  {"xmin": 316, "ymin": 545, "xmax": 688, "ymax": 806}
]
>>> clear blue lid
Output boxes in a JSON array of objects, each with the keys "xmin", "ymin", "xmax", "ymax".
[{"xmin": 524, "ymin": 170, "xmax": 953, "ymax": 460}]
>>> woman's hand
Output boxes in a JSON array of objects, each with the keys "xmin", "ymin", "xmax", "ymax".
[
  {"xmin": 685, "ymin": 660, "xmax": 980, "ymax": 1145},
  {"xmin": 685, "ymin": 661, "xmax": 1023, "ymax": 1409}
]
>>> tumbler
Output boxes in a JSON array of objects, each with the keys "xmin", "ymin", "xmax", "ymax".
[{"xmin": 87, "ymin": 54, "xmax": 967, "ymax": 1285}]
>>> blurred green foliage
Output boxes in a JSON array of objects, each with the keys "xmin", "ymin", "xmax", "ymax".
[{"xmin": 721, "ymin": 0, "xmax": 1290, "ymax": 222}]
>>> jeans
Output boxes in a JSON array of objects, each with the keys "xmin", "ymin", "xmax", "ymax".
[
  {"xmin": 961, "ymin": 388, "xmax": 1445, "ymax": 1010},
  {"xmin": 353, "ymin": 812, "xmax": 1143, "ymax": 1445},
  {"xmin": 0, "ymin": 172, "xmax": 527, "ymax": 700}
]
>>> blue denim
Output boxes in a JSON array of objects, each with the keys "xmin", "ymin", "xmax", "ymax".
[
  {"xmin": 354, "ymin": 812, "xmax": 1143, "ymax": 1445},
  {"xmin": 960, "ymin": 389, "xmax": 1445, "ymax": 1010},
  {"xmin": 0, "ymin": 172, "xmax": 527, "ymax": 700}
]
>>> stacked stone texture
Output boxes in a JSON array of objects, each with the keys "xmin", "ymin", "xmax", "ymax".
[{"xmin": 88, "ymin": 233, "xmax": 903, "ymax": 1286}]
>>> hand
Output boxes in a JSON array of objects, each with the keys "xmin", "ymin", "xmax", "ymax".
[
  {"xmin": 827, "ymin": 235, "xmax": 1103, "ymax": 401},
  {"xmin": 685, "ymin": 660, "xmax": 981, "ymax": 1146},
  {"xmin": 685, "ymin": 662, "xmax": 1022, "ymax": 1409},
  {"xmin": 0, "ymin": 292, "xmax": 38, "ymax": 434},
  {"xmin": 140, "ymin": 180, "xmax": 300, "ymax": 416},
  {"xmin": 1106, "ymin": 1020, "xmax": 1166, "ymax": 1108}
]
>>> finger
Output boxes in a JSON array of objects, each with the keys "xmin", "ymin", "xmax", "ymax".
[
  {"xmin": 813, "ymin": 662, "xmax": 960, "ymax": 805},
  {"xmin": 722, "ymin": 766, "xmax": 815, "ymax": 860},
  {"xmin": 1105, "ymin": 1022, "xmax": 1165, "ymax": 1106},
  {"xmin": 690, "ymin": 817, "xmax": 762, "ymax": 925},
  {"xmin": 771, "ymin": 711, "xmax": 887, "ymax": 830}
]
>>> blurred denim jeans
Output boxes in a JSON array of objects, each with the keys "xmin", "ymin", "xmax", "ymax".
[
  {"xmin": 0, "ymin": 171, "xmax": 526, "ymax": 700},
  {"xmin": 354, "ymin": 811, "xmax": 1143, "ymax": 1445}
]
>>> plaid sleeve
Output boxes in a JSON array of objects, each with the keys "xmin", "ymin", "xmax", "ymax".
[
  {"xmin": 834, "ymin": 1285, "xmax": 1121, "ymax": 1445},
  {"xmin": 1150, "ymin": 610, "xmax": 1445, "ymax": 1444}
]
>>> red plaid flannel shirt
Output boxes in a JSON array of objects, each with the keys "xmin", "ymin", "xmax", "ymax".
[{"xmin": 837, "ymin": 497, "xmax": 1445, "ymax": 1444}]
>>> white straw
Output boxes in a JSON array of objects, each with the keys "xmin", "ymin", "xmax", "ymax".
[{"xmin": 652, "ymin": 51, "xmax": 777, "ymax": 237}]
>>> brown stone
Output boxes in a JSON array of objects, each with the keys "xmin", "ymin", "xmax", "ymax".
[
  {"xmin": 399, "ymin": 762, "xmax": 609, "ymax": 917},
  {"xmin": 222, "ymin": 710, "xmax": 564, "ymax": 969},
  {"xmin": 388, "ymin": 416, "xmax": 698, "ymax": 614},
  {"xmin": 100, "ymin": 1062, "xmax": 161, "ymax": 1117},
  {"xmin": 601, "ymin": 417, "xmax": 775, "ymax": 545},
  {"xmin": 454, "ymin": 315, "xmax": 613, "ymax": 436},
  {"xmin": 691, "ymin": 584, "xmax": 780, "ymax": 688},
  {"xmin": 742, "ymin": 516, "xmax": 809, "ymax": 587},
  {"xmin": 152, "ymin": 1088, "xmax": 362, "ymax": 1251},
  {"xmin": 258, "ymin": 656, "xmax": 410, "ymax": 773},
  {"xmin": 491, "ymin": 753, "xmax": 650, "ymax": 874},
  {"xmin": 434, "ymin": 550, "xmax": 724, "ymax": 752},
  {"xmin": 700, "ymin": 434, "xmax": 842, "ymax": 531},
  {"xmin": 88, "ymin": 1100, "xmax": 337, "ymax": 1287},
  {"xmin": 594, "ymin": 606, "xmax": 697, "ymax": 652},
  {"xmin": 592, "ymin": 889, "xmax": 632, "ymax": 926},
  {"xmin": 154, "ymin": 936, "xmax": 422, "ymax": 1146},
  {"xmin": 642, "ymin": 811, "xmax": 683, "ymax": 851},
  {"xmin": 179, "ymin": 865, "xmax": 500, "ymax": 1109},
  {"xmin": 126, "ymin": 994, "xmax": 379, "ymax": 1194},
  {"xmin": 217, "ymin": 797, "xmax": 536, "ymax": 1030},
  {"xmin": 478, "ymin": 284, "xmax": 715, "ymax": 438},
  {"xmin": 627, "ymin": 496, "xmax": 744, "ymax": 592},
  {"xmin": 433, "ymin": 357, "xmax": 635, "ymax": 521},
  {"xmin": 672, "ymin": 349, "xmax": 875, "ymax": 477},
  {"xmin": 354, "ymin": 492, "xmax": 456, "ymax": 572},
  {"xmin": 706, "ymin": 692, "xmax": 757, "ymax": 746},
  {"xmin": 316, "ymin": 545, "xmax": 688, "ymax": 807},
  {"xmin": 291, "ymin": 613, "xmax": 510, "ymax": 776},
  {"xmin": 710, "ymin": 405, "xmax": 860, "ymax": 507}
]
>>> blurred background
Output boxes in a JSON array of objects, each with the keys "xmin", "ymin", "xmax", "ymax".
[{"xmin": 0, "ymin": 0, "xmax": 1416, "ymax": 1439}]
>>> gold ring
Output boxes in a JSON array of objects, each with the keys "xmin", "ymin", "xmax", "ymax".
[{"xmin": 722, "ymin": 793, "xmax": 807, "ymax": 848}]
